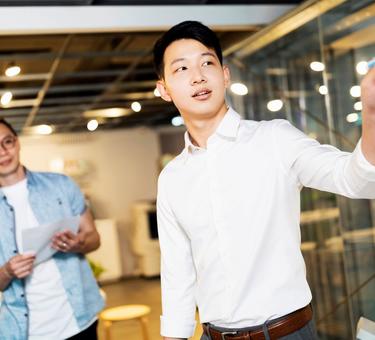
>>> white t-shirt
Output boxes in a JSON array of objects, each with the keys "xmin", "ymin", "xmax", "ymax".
[{"xmin": 2, "ymin": 179, "xmax": 80, "ymax": 340}]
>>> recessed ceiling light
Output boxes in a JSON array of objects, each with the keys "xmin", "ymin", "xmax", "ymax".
[
  {"xmin": 267, "ymin": 99, "xmax": 283, "ymax": 112},
  {"xmin": 346, "ymin": 113, "xmax": 359, "ymax": 123},
  {"xmin": 131, "ymin": 101, "xmax": 142, "ymax": 112},
  {"xmin": 349, "ymin": 85, "xmax": 361, "ymax": 98},
  {"xmin": 1, "ymin": 91, "xmax": 13, "ymax": 106},
  {"xmin": 353, "ymin": 101, "xmax": 362, "ymax": 111},
  {"xmin": 154, "ymin": 88, "xmax": 161, "ymax": 97},
  {"xmin": 5, "ymin": 65, "xmax": 21, "ymax": 77},
  {"xmin": 356, "ymin": 61, "xmax": 368, "ymax": 75},
  {"xmin": 87, "ymin": 119, "xmax": 98, "ymax": 131},
  {"xmin": 318, "ymin": 85, "xmax": 328, "ymax": 95},
  {"xmin": 230, "ymin": 83, "xmax": 248, "ymax": 96},
  {"xmin": 171, "ymin": 116, "xmax": 184, "ymax": 127},
  {"xmin": 34, "ymin": 124, "xmax": 53, "ymax": 135},
  {"xmin": 310, "ymin": 61, "xmax": 325, "ymax": 72}
]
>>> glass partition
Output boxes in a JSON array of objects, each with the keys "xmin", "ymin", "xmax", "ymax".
[{"xmin": 229, "ymin": 1, "xmax": 375, "ymax": 338}]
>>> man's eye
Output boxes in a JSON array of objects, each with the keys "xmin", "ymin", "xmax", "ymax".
[
  {"xmin": 3, "ymin": 139, "xmax": 13, "ymax": 145},
  {"xmin": 175, "ymin": 66, "xmax": 187, "ymax": 73},
  {"xmin": 203, "ymin": 61, "xmax": 213, "ymax": 66}
]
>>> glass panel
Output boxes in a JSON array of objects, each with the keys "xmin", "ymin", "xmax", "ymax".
[{"xmin": 233, "ymin": 1, "xmax": 375, "ymax": 338}]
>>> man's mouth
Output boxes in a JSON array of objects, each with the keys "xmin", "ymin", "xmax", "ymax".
[
  {"xmin": 0, "ymin": 159, "xmax": 12, "ymax": 167},
  {"xmin": 192, "ymin": 89, "xmax": 212, "ymax": 98}
]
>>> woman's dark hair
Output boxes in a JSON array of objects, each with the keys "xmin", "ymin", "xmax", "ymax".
[
  {"xmin": 153, "ymin": 21, "xmax": 223, "ymax": 79},
  {"xmin": 0, "ymin": 118, "xmax": 17, "ymax": 136}
]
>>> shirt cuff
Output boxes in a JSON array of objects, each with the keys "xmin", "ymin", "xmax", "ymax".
[
  {"xmin": 354, "ymin": 139, "xmax": 375, "ymax": 181},
  {"xmin": 160, "ymin": 315, "xmax": 197, "ymax": 338}
]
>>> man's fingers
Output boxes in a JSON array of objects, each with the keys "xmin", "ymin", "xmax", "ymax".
[
  {"xmin": 8, "ymin": 255, "xmax": 35, "ymax": 269},
  {"xmin": 14, "ymin": 267, "xmax": 33, "ymax": 278},
  {"xmin": 11, "ymin": 261, "xmax": 34, "ymax": 278}
]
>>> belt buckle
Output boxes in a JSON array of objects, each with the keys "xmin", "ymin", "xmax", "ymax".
[{"xmin": 220, "ymin": 331, "xmax": 238, "ymax": 340}]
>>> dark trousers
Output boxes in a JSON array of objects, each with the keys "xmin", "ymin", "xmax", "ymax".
[{"xmin": 65, "ymin": 320, "xmax": 98, "ymax": 340}]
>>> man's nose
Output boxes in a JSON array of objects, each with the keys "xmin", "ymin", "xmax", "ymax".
[{"xmin": 191, "ymin": 68, "xmax": 206, "ymax": 85}]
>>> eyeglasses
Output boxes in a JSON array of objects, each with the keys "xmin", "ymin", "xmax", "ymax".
[{"xmin": 0, "ymin": 135, "xmax": 16, "ymax": 151}]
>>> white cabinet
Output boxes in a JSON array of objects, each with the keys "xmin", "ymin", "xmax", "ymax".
[{"xmin": 87, "ymin": 219, "xmax": 122, "ymax": 283}]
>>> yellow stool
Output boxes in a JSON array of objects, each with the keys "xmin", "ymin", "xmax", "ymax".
[{"xmin": 100, "ymin": 304, "xmax": 151, "ymax": 340}]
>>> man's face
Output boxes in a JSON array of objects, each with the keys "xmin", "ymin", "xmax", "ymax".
[
  {"xmin": 157, "ymin": 39, "xmax": 230, "ymax": 121},
  {"xmin": 0, "ymin": 123, "xmax": 21, "ymax": 178}
]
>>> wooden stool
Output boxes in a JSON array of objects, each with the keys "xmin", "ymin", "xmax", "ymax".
[{"xmin": 100, "ymin": 304, "xmax": 151, "ymax": 340}]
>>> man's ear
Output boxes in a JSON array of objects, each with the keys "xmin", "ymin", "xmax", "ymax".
[
  {"xmin": 156, "ymin": 80, "xmax": 172, "ymax": 102},
  {"xmin": 223, "ymin": 65, "xmax": 231, "ymax": 89}
]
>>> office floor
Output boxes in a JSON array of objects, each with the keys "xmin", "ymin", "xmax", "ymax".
[{"xmin": 99, "ymin": 278, "xmax": 202, "ymax": 340}]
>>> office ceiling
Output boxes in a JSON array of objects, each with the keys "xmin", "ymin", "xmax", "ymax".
[
  {"xmin": 0, "ymin": 1, "xmax": 303, "ymax": 134},
  {"xmin": 0, "ymin": 1, "xmax": 304, "ymax": 5}
]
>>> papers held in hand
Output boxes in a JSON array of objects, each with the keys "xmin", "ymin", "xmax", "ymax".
[{"xmin": 22, "ymin": 216, "xmax": 80, "ymax": 265}]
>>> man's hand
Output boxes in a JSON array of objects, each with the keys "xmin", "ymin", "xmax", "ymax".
[
  {"xmin": 361, "ymin": 63, "xmax": 375, "ymax": 113},
  {"xmin": 51, "ymin": 209, "xmax": 100, "ymax": 254},
  {"xmin": 361, "ymin": 61, "xmax": 375, "ymax": 165},
  {"xmin": 51, "ymin": 230, "xmax": 83, "ymax": 253},
  {"xmin": 3, "ymin": 252, "xmax": 36, "ymax": 279}
]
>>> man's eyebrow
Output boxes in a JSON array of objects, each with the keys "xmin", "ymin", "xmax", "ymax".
[
  {"xmin": 170, "ymin": 58, "xmax": 185, "ymax": 66},
  {"xmin": 202, "ymin": 52, "xmax": 216, "ymax": 58},
  {"xmin": 170, "ymin": 52, "xmax": 217, "ymax": 66}
]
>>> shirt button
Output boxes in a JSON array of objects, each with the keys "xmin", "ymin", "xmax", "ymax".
[
  {"xmin": 24, "ymin": 313, "xmax": 28, "ymax": 317},
  {"xmin": 9, "ymin": 207, "xmax": 13, "ymax": 212},
  {"xmin": 21, "ymin": 294, "xmax": 24, "ymax": 298},
  {"xmin": 13, "ymin": 250, "xmax": 17, "ymax": 254}
]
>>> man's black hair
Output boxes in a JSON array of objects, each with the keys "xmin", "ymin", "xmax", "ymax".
[
  {"xmin": 153, "ymin": 20, "xmax": 223, "ymax": 79},
  {"xmin": 0, "ymin": 118, "xmax": 17, "ymax": 136}
]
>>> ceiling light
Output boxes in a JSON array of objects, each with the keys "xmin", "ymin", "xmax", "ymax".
[
  {"xmin": 350, "ymin": 85, "xmax": 361, "ymax": 98},
  {"xmin": 171, "ymin": 116, "xmax": 184, "ymax": 127},
  {"xmin": 310, "ymin": 61, "xmax": 325, "ymax": 72},
  {"xmin": 154, "ymin": 88, "xmax": 161, "ymax": 97},
  {"xmin": 230, "ymin": 83, "xmax": 248, "ymax": 96},
  {"xmin": 267, "ymin": 99, "xmax": 283, "ymax": 112},
  {"xmin": 354, "ymin": 101, "xmax": 362, "ymax": 111},
  {"xmin": 346, "ymin": 113, "xmax": 359, "ymax": 123},
  {"xmin": 1, "ymin": 91, "xmax": 13, "ymax": 106},
  {"xmin": 5, "ymin": 65, "xmax": 21, "ymax": 77},
  {"xmin": 131, "ymin": 101, "xmax": 141, "ymax": 112},
  {"xmin": 87, "ymin": 119, "xmax": 98, "ymax": 131},
  {"xmin": 35, "ymin": 124, "xmax": 53, "ymax": 135},
  {"xmin": 84, "ymin": 108, "xmax": 130, "ymax": 118},
  {"xmin": 356, "ymin": 61, "xmax": 368, "ymax": 75},
  {"xmin": 318, "ymin": 85, "xmax": 328, "ymax": 95}
]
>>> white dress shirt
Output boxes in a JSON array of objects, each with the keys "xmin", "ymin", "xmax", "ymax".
[{"xmin": 157, "ymin": 107, "xmax": 375, "ymax": 338}]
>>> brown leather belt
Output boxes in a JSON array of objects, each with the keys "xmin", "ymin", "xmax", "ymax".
[{"xmin": 203, "ymin": 305, "xmax": 312, "ymax": 340}]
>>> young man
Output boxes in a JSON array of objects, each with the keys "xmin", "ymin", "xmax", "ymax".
[
  {"xmin": 153, "ymin": 21, "xmax": 375, "ymax": 340},
  {"xmin": 0, "ymin": 118, "xmax": 104, "ymax": 340}
]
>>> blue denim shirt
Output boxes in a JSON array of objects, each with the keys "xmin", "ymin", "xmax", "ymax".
[{"xmin": 0, "ymin": 170, "xmax": 105, "ymax": 339}]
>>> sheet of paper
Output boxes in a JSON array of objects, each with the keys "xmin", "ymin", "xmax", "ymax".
[{"xmin": 22, "ymin": 215, "xmax": 80, "ymax": 265}]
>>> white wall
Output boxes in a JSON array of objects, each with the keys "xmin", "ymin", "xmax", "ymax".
[{"xmin": 20, "ymin": 127, "xmax": 160, "ymax": 276}]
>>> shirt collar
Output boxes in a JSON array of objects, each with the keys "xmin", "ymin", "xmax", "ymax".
[
  {"xmin": 182, "ymin": 107, "xmax": 241, "ymax": 161},
  {"xmin": 215, "ymin": 107, "xmax": 241, "ymax": 140}
]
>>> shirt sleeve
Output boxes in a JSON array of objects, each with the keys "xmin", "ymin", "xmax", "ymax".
[
  {"xmin": 157, "ymin": 172, "xmax": 197, "ymax": 338},
  {"xmin": 273, "ymin": 119, "xmax": 375, "ymax": 199},
  {"xmin": 61, "ymin": 175, "xmax": 86, "ymax": 216}
]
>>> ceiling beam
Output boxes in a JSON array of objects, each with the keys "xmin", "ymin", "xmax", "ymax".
[
  {"xmin": 0, "ymin": 5, "xmax": 295, "ymax": 35},
  {"xmin": 23, "ymin": 35, "xmax": 73, "ymax": 128}
]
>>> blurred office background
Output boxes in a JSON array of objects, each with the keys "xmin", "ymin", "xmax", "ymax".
[{"xmin": 0, "ymin": 0, "xmax": 374, "ymax": 339}]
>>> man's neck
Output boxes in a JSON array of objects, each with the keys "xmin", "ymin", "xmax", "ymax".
[
  {"xmin": 184, "ymin": 106, "xmax": 228, "ymax": 148},
  {"xmin": 0, "ymin": 165, "xmax": 26, "ymax": 187}
]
